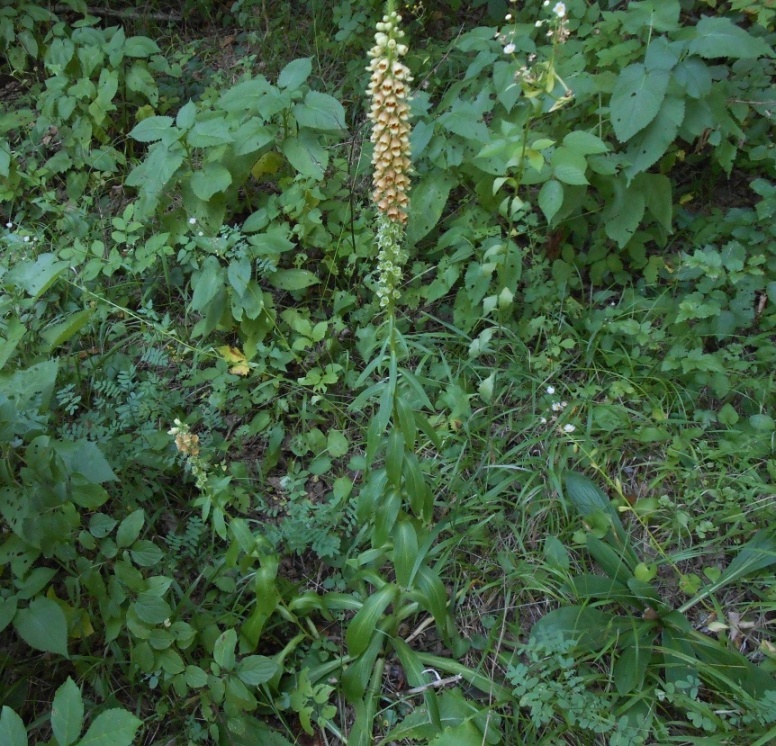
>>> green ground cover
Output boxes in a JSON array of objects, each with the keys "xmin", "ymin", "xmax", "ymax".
[{"xmin": 1, "ymin": 0, "xmax": 776, "ymax": 743}]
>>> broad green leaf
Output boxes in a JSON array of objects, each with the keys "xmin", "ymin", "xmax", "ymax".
[
  {"xmin": 543, "ymin": 535, "xmax": 570, "ymax": 572},
  {"xmin": 14, "ymin": 597, "xmax": 69, "ymax": 656},
  {"xmin": 236, "ymin": 655, "xmax": 278, "ymax": 685},
  {"xmin": 282, "ymin": 133, "xmax": 327, "ymax": 179},
  {"xmin": 392, "ymin": 519, "xmax": 418, "ymax": 588},
  {"xmin": 55, "ymin": 440, "xmax": 117, "ymax": 484},
  {"xmin": 688, "ymin": 16, "xmax": 771, "ymax": 59},
  {"xmin": 428, "ymin": 721, "xmax": 484, "ymax": 746},
  {"xmin": 538, "ymin": 179, "xmax": 564, "ymax": 224},
  {"xmin": 123, "ymin": 35, "xmax": 160, "ymax": 58},
  {"xmin": 133, "ymin": 593, "xmax": 172, "ymax": 625},
  {"xmin": 187, "ymin": 117, "xmax": 233, "ymax": 148},
  {"xmin": 406, "ymin": 174, "xmax": 455, "ymax": 245},
  {"xmin": 673, "ymin": 57, "xmax": 712, "ymax": 99},
  {"xmin": 116, "ymin": 509, "xmax": 144, "ymax": 548},
  {"xmin": 5, "ymin": 254, "xmax": 69, "ymax": 300},
  {"xmin": 0, "ymin": 317, "xmax": 26, "ymax": 369},
  {"xmin": 129, "ymin": 540, "xmax": 164, "ymax": 567},
  {"xmin": 52, "ymin": 678, "xmax": 84, "ymax": 746},
  {"xmin": 293, "ymin": 91, "xmax": 346, "ymax": 131},
  {"xmin": 613, "ymin": 626, "xmax": 656, "ymax": 695},
  {"xmin": 0, "ymin": 139, "xmax": 11, "ymax": 177},
  {"xmin": 125, "ymin": 142, "xmax": 186, "ymax": 217},
  {"xmin": 184, "ymin": 665, "xmax": 208, "ymax": 688},
  {"xmin": 624, "ymin": 96, "xmax": 685, "ymax": 180},
  {"xmin": 0, "ymin": 706, "xmax": 27, "ymax": 746},
  {"xmin": 76, "ymin": 708, "xmax": 141, "ymax": 746},
  {"xmin": 346, "ymin": 583, "xmax": 397, "ymax": 657},
  {"xmin": 411, "ymin": 565, "xmax": 449, "ymax": 637},
  {"xmin": 637, "ymin": 172, "xmax": 673, "ymax": 234},
  {"xmin": 601, "ymin": 177, "xmax": 646, "ymax": 248},
  {"xmin": 41, "ymin": 310, "xmax": 93, "ymax": 352},
  {"xmin": 610, "ymin": 63, "xmax": 669, "ymax": 142},
  {"xmin": 176, "ymin": 100, "xmax": 196, "ymax": 129},
  {"xmin": 190, "ymin": 256, "xmax": 226, "ymax": 311},
  {"xmin": 129, "ymin": 116, "xmax": 174, "ymax": 143},
  {"xmin": 530, "ymin": 606, "xmax": 624, "ymax": 651},
  {"xmin": 621, "ymin": 0, "xmax": 680, "ymax": 33},
  {"xmin": 214, "ymin": 628, "xmax": 237, "ymax": 671},
  {"xmin": 190, "ymin": 162, "xmax": 232, "ymax": 201},
  {"xmin": 218, "ymin": 78, "xmax": 273, "ymax": 112},
  {"xmin": 562, "ymin": 130, "xmax": 608, "ymax": 155},
  {"xmin": 278, "ymin": 57, "xmax": 312, "ymax": 89},
  {"xmin": 0, "ymin": 597, "xmax": 18, "ymax": 633},
  {"xmin": 125, "ymin": 63, "xmax": 158, "ymax": 106},
  {"xmin": 267, "ymin": 269, "xmax": 319, "ymax": 291}
]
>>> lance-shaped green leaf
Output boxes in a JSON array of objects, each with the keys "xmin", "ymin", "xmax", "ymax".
[{"xmin": 346, "ymin": 583, "xmax": 398, "ymax": 657}]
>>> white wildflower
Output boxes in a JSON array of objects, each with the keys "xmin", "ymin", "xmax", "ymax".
[
  {"xmin": 503, "ymin": 43, "xmax": 516, "ymax": 54},
  {"xmin": 188, "ymin": 217, "xmax": 197, "ymax": 225},
  {"xmin": 546, "ymin": 385, "xmax": 556, "ymax": 395},
  {"xmin": 553, "ymin": 2, "xmax": 566, "ymax": 17},
  {"xmin": 563, "ymin": 424, "xmax": 576, "ymax": 433}
]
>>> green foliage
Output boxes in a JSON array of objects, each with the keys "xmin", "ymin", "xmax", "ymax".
[{"xmin": 1, "ymin": 0, "xmax": 775, "ymax": 744}]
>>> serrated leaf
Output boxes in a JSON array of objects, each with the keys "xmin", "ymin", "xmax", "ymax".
[
  {"xmin": 76, "ymin": 709, "xmax": 141, "ymax": 746},
  {"xmin": 293, "ymin": 91, "xmax": 346, "ymax": 131},
  {"xmin": 129, "ymin": 116, "xmax": 174, "ymax": 143},
  {"xmin": 624, "ymin": 96, "xmax": 685, "ymax": 180},
  {"xmin": 123, "ymin": 35, "xmax": 160, "ymax": 58},
  {"xmin": 190, "ymin": 162, "xmax": 232, "ymax": 201},
  {"xmin": 610, "ymin": 63, "xmax": 669, "ymax": 142},
  {"xmin": 236, "ymin": 655, "xmax": 278, "ymax": 685},
  {"xmin": 406, "ymin": 174, "xmax": 455, "ymax": 245},
  {"xmin": 133, "ymin": 593, "xmax": 172, "ymax": 625},
  {"xmin": 688, "ymin": 16, "xmax": 771, "ymax": 59},
  {"xmin": 278, "ymin": 57, "xmax": 312, "ymax": 89},
  {"xmin": 52, "ymin": 678, "xmax": 83, "ymax": 746},
  {"xmin": 14, "ymin": 597, "xmax": 68, "ymax": 657}
]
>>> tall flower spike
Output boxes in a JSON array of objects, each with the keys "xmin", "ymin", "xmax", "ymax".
[{"xmin": 366, "ymin": 7, "xmax": 413, "ymax": 309}]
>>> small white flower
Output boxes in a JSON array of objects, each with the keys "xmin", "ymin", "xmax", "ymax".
[
  {"xmin": 552, "ymin": 402, "xmax": 563, "ymax": 412},
  {"xmin": 543, "ymin": 0, "xmax": 550, "ymax": 5},
  {"xmin": 188, "ymin": 217, "xmax": 197, "ymax": 225},
  {"xmin": 540, "ymin": 417, "xmax": 548, "ymax": 424},
  {"xmin": 563, "ymin": 424, "xmax": 576, "ymax": 433},
  {"xmin": 505, "ymin": 13, "xmax": 512, "ymax": 20},
  {"xmin": 23, "ymin": 236, "xmax": 30, "ymax": 243},
  {"xmin": 561, "ymin": 401, "xmax": 568, "ymax": 408},
  {"xmin": 546, "ymin": 385, "xmax": 556, "ymax": 395},
  {"xmin": 198, "ymin": 231, "xmax": 204, "ymax": 236},
  {"xmin": 5, "ymin": 222, "xmax": 12, "ymax": 228},
  {"xmin": 503, "ymin": 43, "xmax": 516, "ymax": 54},
  {"xmin": 535, "ymin": 20, "xmax": 543, "ymax": 27},
  {"xmin": 553, "ymin": 2, "xmax": 567, "ymax": 17}
]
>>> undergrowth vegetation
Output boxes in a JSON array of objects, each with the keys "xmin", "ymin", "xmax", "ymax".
[{"xmin": 1, "ymin": 0, "xmax": 776, "ymax": 744}]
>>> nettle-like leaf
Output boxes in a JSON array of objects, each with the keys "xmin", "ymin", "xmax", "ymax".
[
  {"xmin": 688, "ymin": 16, "xmax": 772, "ymax": 60},
  {"xmin": 610, "ymin": 63, "xmax": 670, "ymax": 143}
]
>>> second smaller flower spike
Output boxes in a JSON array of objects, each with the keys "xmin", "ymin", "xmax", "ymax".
[{"xmin": 366, "ymin": 10, "xmax": 412, "ymax": 226}]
